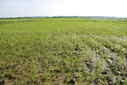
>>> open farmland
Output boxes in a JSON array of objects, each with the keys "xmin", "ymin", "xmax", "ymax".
[{"xmin": 0, "ymin": 18, "xmax": 127, "ymax": 85}]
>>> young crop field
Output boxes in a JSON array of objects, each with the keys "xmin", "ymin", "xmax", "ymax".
[{"xmin": 0, "ymin": 18, "xmax": 127, "ymax": 85}]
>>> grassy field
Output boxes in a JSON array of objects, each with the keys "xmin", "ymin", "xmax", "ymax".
[{"xmin": 0, "ymin": 18, "xmax": 127, "ymax": 85}]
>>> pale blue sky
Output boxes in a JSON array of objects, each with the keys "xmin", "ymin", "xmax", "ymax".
[{"xmin": 0, "ymin": 0, "xmax": 127, "ymax": 17}]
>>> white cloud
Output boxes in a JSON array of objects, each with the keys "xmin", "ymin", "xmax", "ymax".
[{"xmin": 49, "ymin": 0, "xmax": 127, "ymax": 17}]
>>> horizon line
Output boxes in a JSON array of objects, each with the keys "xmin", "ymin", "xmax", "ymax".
[{"xmin": 0, "ymin": 16, "xmax": 127, "ymax": 19}]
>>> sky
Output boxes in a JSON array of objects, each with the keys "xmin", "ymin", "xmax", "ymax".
[{"xmin": 0, "ymin": 0, "xmax": 127, "ymax": 17}]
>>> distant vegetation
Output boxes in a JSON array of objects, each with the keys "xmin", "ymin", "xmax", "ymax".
[{"xmin": 0, "ymin": 18, "xmax": 127, "ymax": 85}]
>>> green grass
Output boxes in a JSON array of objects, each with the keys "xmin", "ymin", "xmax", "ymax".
[
  {"xmin": 0, "ymin": 18, "xmax": 127, "ymax": 85},
  {"xmin": 0, "ymin": 18, "xmax": 127, "ymax": 35}
]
